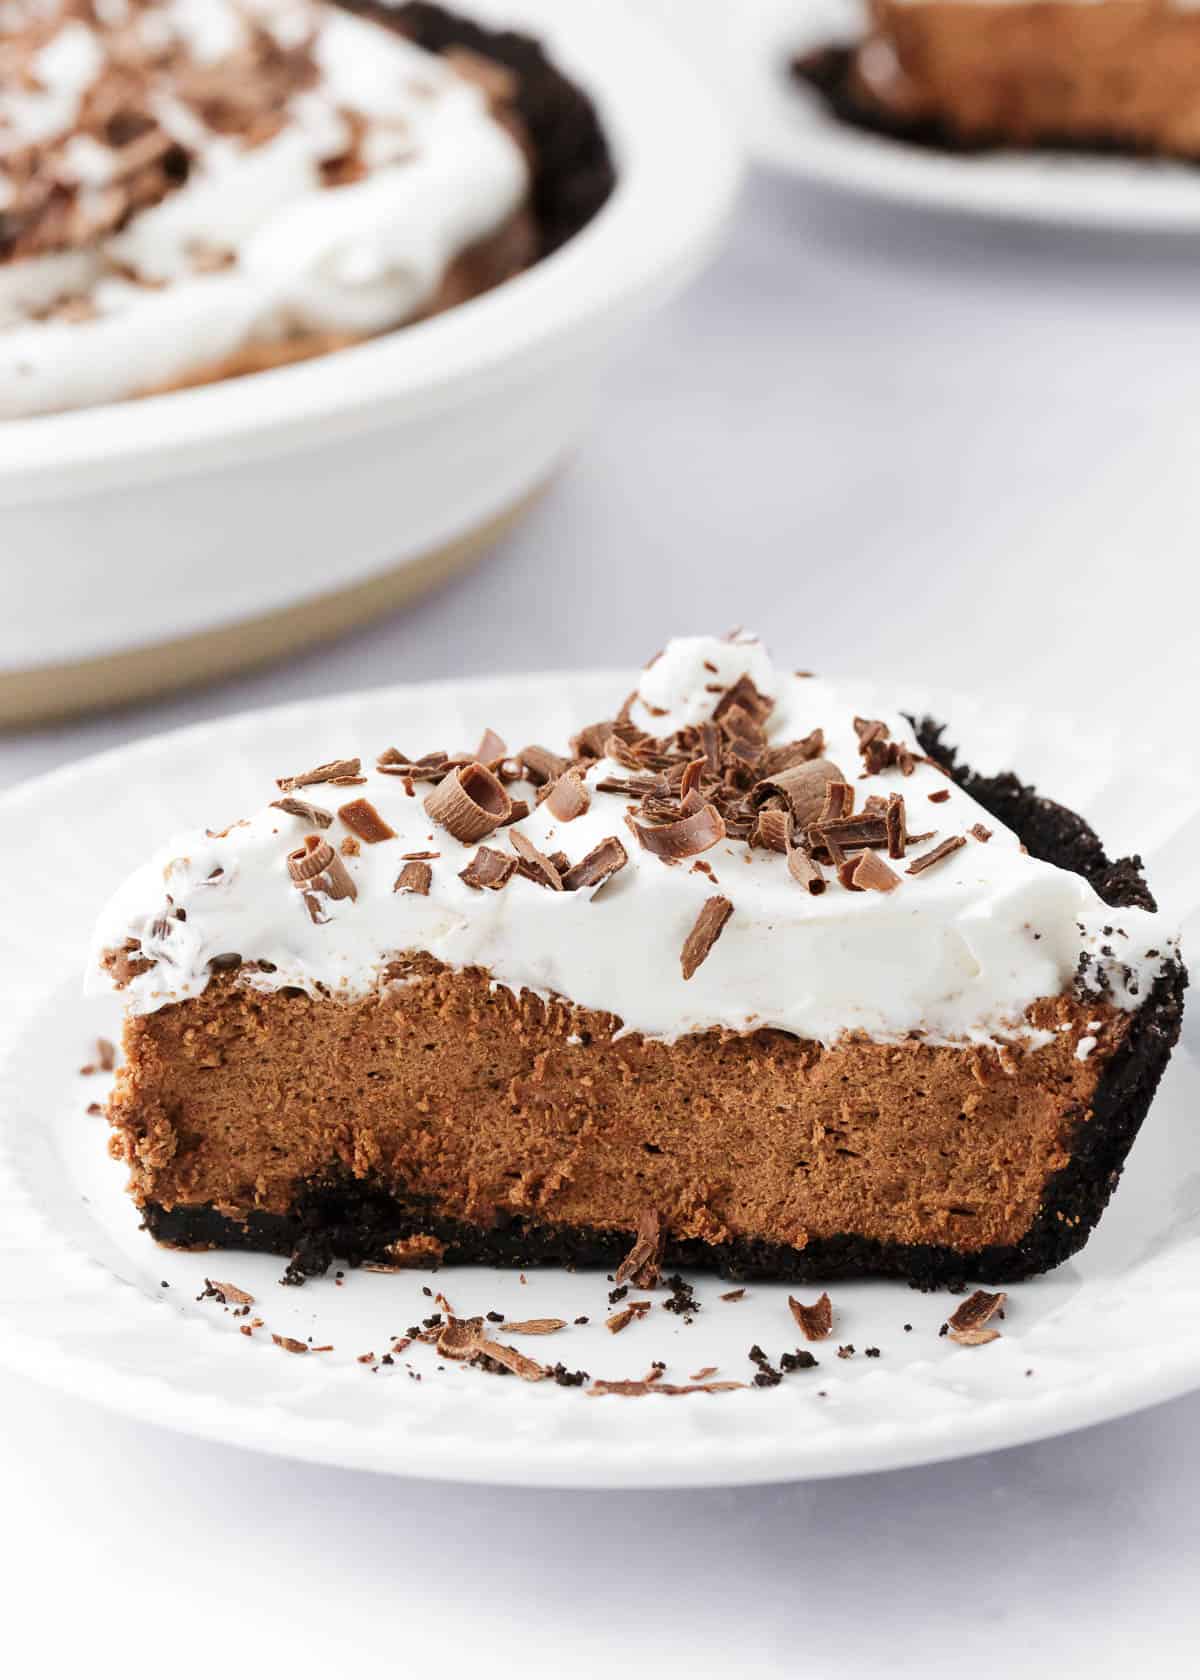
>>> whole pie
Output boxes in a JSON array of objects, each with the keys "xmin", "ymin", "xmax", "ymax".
[{"xmin": 0, "ymin": 0, "xmax": 614, "ymax": 416}]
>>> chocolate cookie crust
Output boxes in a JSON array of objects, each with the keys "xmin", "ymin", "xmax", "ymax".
[
  {"xmin": 337, "ymin": 1, "xmax": 617, "ymax": 255},
  {"xmin": 110, "ymin": 725, "xmax": 1186, "ymax": 1289}
]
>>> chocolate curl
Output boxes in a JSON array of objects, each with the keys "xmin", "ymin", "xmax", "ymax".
[
  {"xmin": 517, "ymin": 744, "xmax": 571, "ymax": 786},
  {"xmin": 752, "ymin": 758, "xmax": 846, "ymax": 828},
  {"xmin": 753, "ymin": 803, "xmax": 793, "ymax": 854},
  {"xmin": 628, "ymin": 802, "xmax": 726, "ymax": 861},
  {"xmin": 838, "ymin": 850, "xmax": 901, "ymax": 893},
  {"xmin": 786, "ymin": 846, "xmax": 826, "ymax": 894},
  {"xmin": 788, "ymin": 1292, "xmax": 833, "ymax": 1341},
  {"xmin": 907, "ymin": 835, "xmax": 968, "ymax": 876},
  {"xmin": 545, "ymin": 770, "xmax": 591, "ymax": 822},
  {"xmin": 711, "ymin": 672, "xmax": 774, "ymax": 725},
  {"xmin": 394, "ymin": 861, "xmax": 432, "ymax": 896},
  {"xmin": 424, "ymin": 761, "xmax": 512, "ymax": 843},
  {"xmin": 287, "ymin": 834, "xmax": 357, "ymax": 923}
]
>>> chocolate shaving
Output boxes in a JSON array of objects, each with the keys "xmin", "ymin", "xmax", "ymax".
[
  {"xmin": 276, "ymin": 758, "xmax": 360, "ymax": 791},
  {"xmin": 518, "ymin": 744, "xmax": 571, "ymax": 786},
  {"xmin": 839, "ymin": 850, "xmax": 901, "ymax": 893},
  {"xmin": 287, "ymin": 834, "xmax": 356, "ymax": 921},
  {"xmin": 753, "ymin": 759, "xmax": 847, "ymax": 828},
  {"xmin": 271, "ymin": 1335, "xmax": 309, "ymax": 1354},
  {"xmin": 928, "ymin": 789, "xmax": 951, "ymax": 804},
  {"xmin": 560, "ymin": 836, "xmax": 629, "ymax": 893},
  {"xmin": 907, "ymin": 836, "xmax": 967, "ymax": 876},
  {"xmin": 854, "ymin": 717, "xmax": 916, "ymax": 777},
  {"xmin": 885, "ymin": 793, "xmax": 908, "ymax": 858},
  {"xmin": 629, "ymin": 802, "xmax": 726, "ymax": 861},
  {"xmin": 337, "ymin": 797, "xmax": 395, "ymax": 844},
  {"xmin": 949, "ymin": 1326, "xmax": 1001, "ymax": 1346},
  {"xmin": 570, "ymin": 720, "xmax": 616, "ymax": 760},
  {"xmin": 473, "ymin": 1339, "xmax": 548, "ymax": 1382},
  {"xmin": 424, "ymin": 762, "xmax": 512, "ymax": 843},
  {"xmin": 394, "ymin": 861, "xmax": 432, "ymax": 896},
  {"xmin": 786, "ymin": 846, "xmax": 826, "ymax": 893},
  {"xmin": 500, "ymin": 1319, "xmax": 567, "ymax": 1335},
  {"xmin": 680, "ymin": 895, "xmax": 734, "ymax": 979},
  {"xmin": 436, "ymin": 1316, "xmax": 486, "ymax": 1360},
  {"xmin": 813, "ymin": 813, "xmax": 888, "ymax": 854},
  {"xmin": 606, "ymin": 1302, "xmax": 652, "ymax": 1334},
  {"xmin": 788, "ymin": 1292, "xmax": 832, "ymax": 1341},
  {"xmin": 614, "ymin": 1209, "xmax": 665, "ymax": 1288},
  {"xmin": 509, "ymin": 828, "xmax": 563, "ymax": 890},
  {"xmin": 271, "ymin": 796, "xmax": 333, "ymax": 829},
  {"xmin": 947, "ymin": 1290, "xmax": 1006, "ymax": 1344},
  {"xmin": 970, "ymin": 823, "xmax": 993, "ymax": 843},
  {"xmin": 95, "ymin": 1037, "xmax": 116, "ymax": 1073},
  {"xmin": 712, "ymin": 672, "xmax": 774, "ymax": 726},
  {"xmin": 587, "ymin": 1378, "xmax": 746, "ymax": 1397},
  {"xmin": 473, "ymin": 728, "xmax": 507, "ymax": 765},
  {"xmin": 761, "ymin": 730, "xmax": 825, "ymax": 775},
  {"xmin": 459, "ymin": 847, "xmax": 518, "ymax": 891},
  {"xmin": 753, "ymin": 804, "xmax": 793, "ymax": 854},
  {"xmin": 202, "ymin": 1279, "xmax": 254, "ymax": 1307},
  {"xmin": 545, "ymin": 770, "xmax": 590, "ymax": 822}
]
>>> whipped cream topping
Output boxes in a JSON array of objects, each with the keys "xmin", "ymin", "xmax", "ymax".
[
  {"xmin": 89, "ymin": 636, "xmax": 1177, "ymax": 1048},
  {"xmin": 0, "ymin": 0, "xmax": 529, "ymax": 416}
]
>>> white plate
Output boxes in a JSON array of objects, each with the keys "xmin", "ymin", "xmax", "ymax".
[
  {"xmin": 0, "ymin": 670, "xmax": 1196, "ymax": 1488},
  {"xmin": 697, "ymin": 0, "xmax": 1200, "ymax": 230}
]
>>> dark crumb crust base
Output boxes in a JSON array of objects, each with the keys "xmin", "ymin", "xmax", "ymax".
[
  {"xmin": 337, "ymin": 1, "xmax": 616, "ymax": 255},
  {"xmin": 791, "ymin": 44, "xmax": 1190, "ymax": 162},
  {"xmin": 141, "ymin": 724, "xmax": 1188, "ymax": 1288}
]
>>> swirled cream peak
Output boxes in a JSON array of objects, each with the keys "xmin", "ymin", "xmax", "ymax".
[
  {"xmin": 89, "ymin": 635, "xmax": 1176, "ymax": 1046},
  {"xmin": 0, "ymin": 0, "xmax": 529, "ymax": 415}
]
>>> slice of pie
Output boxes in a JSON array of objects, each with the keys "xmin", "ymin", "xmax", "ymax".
[
  {"xmin": 794, "ymin": 1, "xmax": 1200, "ymax": 160},
  {"xmin": 92, "ymin": 635, "xmax": 1185, "ymax": 1287},
  {"xmin": 0, "ymin": 1, "xmax": 613, "ymax": 416}
]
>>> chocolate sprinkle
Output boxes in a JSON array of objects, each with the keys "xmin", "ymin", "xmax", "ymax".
[{"xmin": 680, "ymin": 895, "xmax": 734, "ymax": 979}]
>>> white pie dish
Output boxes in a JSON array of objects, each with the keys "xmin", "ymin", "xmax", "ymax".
[{"xmin": 0, "ymin": 0, "xmax": 741, "ymax": 724}]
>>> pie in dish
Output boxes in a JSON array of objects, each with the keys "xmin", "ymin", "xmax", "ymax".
[
  {"xmin": 0, "ymin": 0, "xmax": 614, "ymax": 417},
  {"xmin": 92, "ymin": 635, "xmax": 1186, "ymax": 1286},
  {"xmin": 794, "ymin": 1, "xmax": 1200, "ymax": 161}
]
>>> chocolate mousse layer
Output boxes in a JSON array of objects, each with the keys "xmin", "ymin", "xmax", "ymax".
[{"xmin": 795, "ymin": 2, "xmax": 1200, "ymax": 160}]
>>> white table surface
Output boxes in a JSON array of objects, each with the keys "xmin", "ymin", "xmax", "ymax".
[{"xmin": 5, "ymin": 163, "xmax": 1200, "ymax": 1676}]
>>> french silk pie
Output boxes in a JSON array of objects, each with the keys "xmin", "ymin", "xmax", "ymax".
[
  {"xmin": 92, "ymin": 635, "xmax": 1186, "ymax": 1287},
  {"xmin": 794, "ymin": 1, "xmax": 1200, "ymax": 161},
  {"xmin": 0, "ymin": 0, "xmax": 613, "ymax": 417}
]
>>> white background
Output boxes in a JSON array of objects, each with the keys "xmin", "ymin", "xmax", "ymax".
[{"xmin": 4, "ymin": 147, "xmax": 1200, "ymax": 1679}]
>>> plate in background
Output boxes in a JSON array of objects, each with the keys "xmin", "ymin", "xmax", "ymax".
[
  {"xmin": 652, "ymin": 0, "xmax": 1200, "ymax": 231},
  {"xmin": 0, "ymin": 669, "xmax": 1196, "ymax": 1487}
]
